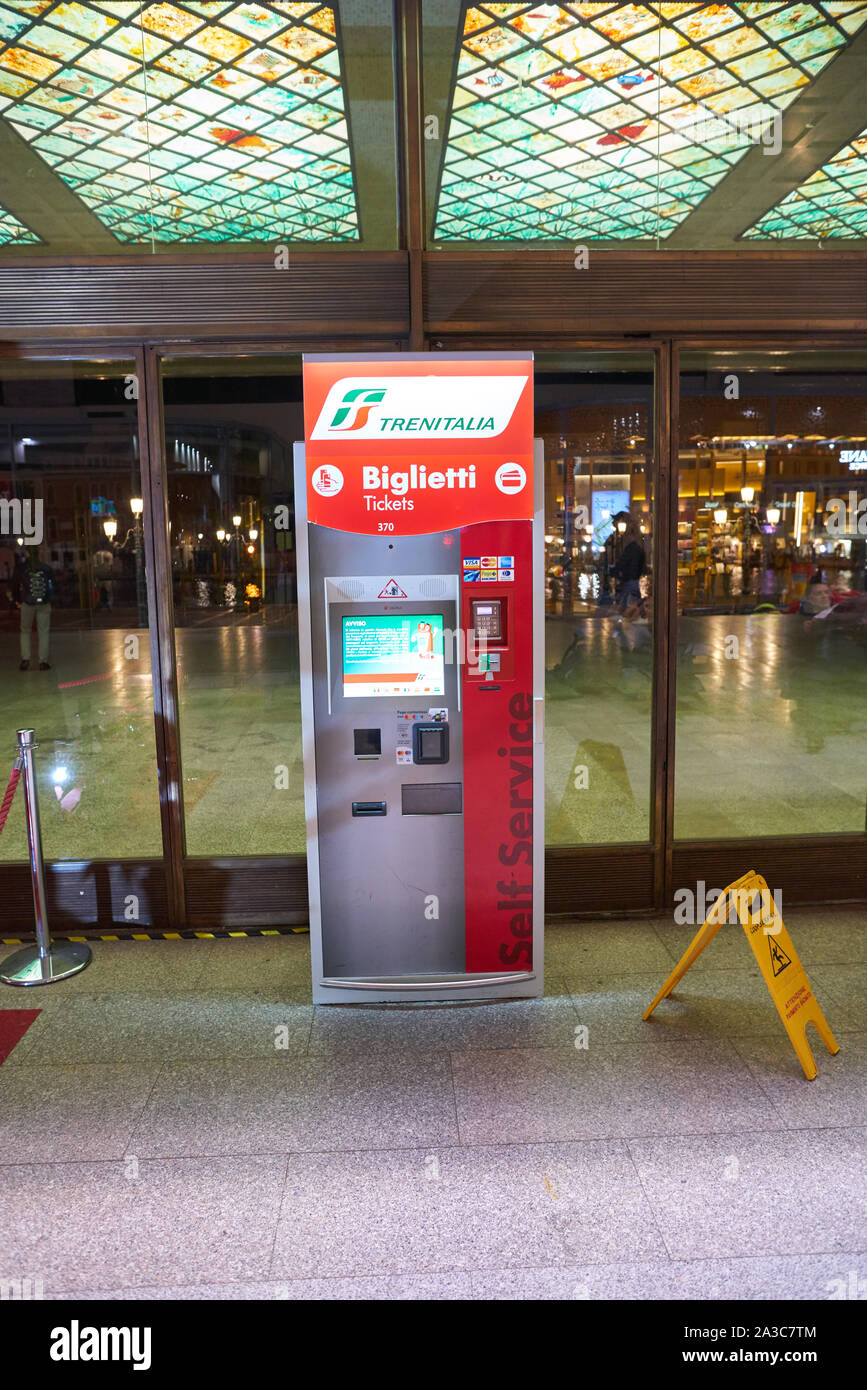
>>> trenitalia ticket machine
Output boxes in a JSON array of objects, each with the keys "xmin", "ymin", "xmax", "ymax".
[{"xmin": 296, "ymin": 353, "xmax": 543, "ymax": 1003}]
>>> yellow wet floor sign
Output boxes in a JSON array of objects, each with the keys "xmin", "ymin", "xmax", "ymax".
[{"xmin": 643, "ymin": 870, "xmax": 839, "ymax": 1080}]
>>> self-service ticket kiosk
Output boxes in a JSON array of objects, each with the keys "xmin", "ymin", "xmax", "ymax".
[{"xmin": 296, "ymin": 353, "xmax": 543, "ymax": 1003}]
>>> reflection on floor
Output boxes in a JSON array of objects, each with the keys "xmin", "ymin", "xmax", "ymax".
[
  {"xmin": 0, "ymin": 626, "xmax": 306, "ymax": 863},
  {"xmin": 0, "ymin": 609, "xmax": 864, "ymax": 863},
  {"xmin": 674, "ymin": 614, "xmax": 867, "ymax": 839},
  {"xmin": 0, "ymin": 910, "xmax": 862, "ymax": 1300},
  {"xmin": 546, "ymin": 609, "xmax": 867, "ymax": 843},
  {"xmin": 546, "ymin": 612, "xmax": 652, "ymax": 843},
  {"xmin": 0, "ymin": 628, "xmax": 163, "ymax": 863}
]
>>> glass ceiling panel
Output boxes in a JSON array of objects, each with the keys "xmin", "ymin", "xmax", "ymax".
[
  {"xmin": 0, "ymin": 204, "xmax": 40, "ymax": 242},
  {"xmin": 433, "ymin": 2, "xmax": 867, "ymax": 242},
  {"xmin": 744, "ymin": 122, "xmax": 867, "ymax": 238},
  {"xmin": 0, "ymin": 1, "xmax": 360, "ymax": 244}
]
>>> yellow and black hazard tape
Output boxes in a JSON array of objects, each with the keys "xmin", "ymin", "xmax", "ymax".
[{"xmin": 1, "ymin": 926, "xmax": 310, "ymax": 945}]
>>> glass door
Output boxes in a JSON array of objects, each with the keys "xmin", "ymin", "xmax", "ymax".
[
  {"xmin": 160, "ymin": 355, "xmax": 306, "ymax": 868},
  {"xmin": 674, "ymin": 350, "xmax": 867, "ymax": 883},
  {"xmin": 536, "ymin": 351, "xmax": 661, "ymax": 912}
]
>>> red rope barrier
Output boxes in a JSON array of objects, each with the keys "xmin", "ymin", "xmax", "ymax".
[{"xmin": 0, "ymin": 766, "xmax": 21, "ymax": 836}]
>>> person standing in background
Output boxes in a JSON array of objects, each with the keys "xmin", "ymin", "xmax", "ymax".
[{"xmin": 13, "ymin": 546, "xmax": 54, "ymax": 671}]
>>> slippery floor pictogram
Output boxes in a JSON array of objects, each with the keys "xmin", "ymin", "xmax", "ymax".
[{"xmin": 769, "ymin": 936, "xmax": 792, "ymax": 977}]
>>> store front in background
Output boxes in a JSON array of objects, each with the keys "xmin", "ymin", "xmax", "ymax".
[{"xmin": 0, "ymin": 348, "xmax": 864, "ymax": 932}]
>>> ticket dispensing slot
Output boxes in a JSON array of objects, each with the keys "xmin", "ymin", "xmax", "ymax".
[{"xmin": 412, "ymin": 722, "xmax": 449, "ymax": 765}]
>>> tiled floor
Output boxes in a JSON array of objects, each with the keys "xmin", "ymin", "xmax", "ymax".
[{"xmin": 0, "ymin": 909, "xmax": 864, "ymax": 1301}]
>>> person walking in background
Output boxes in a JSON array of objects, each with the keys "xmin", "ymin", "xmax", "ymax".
[
  {"xmin": 612, "ymin": 519, "xmax": 647, "ymax": 616},
  {"xmin": 13, "ymin": 547, "xmax": 54, "ymax": 671}
]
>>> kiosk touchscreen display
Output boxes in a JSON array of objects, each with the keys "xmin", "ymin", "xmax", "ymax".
[{"xmin": 342, "ymin": 614, "xmax": 445, "ymax": 698}]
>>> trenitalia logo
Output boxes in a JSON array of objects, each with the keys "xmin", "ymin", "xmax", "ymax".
[
  {"xmin": 311, "ymin": 375, "xmax": 528, "ymax": 441},
  {"xmin": 328, "ymin": 387, "xmax": 386, "ymax": 431}
]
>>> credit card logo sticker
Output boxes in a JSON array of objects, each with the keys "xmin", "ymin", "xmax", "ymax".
[
  {"xmin": 494, "ymin": 462, "xmax": 527, "ymax": 495},
  {"xmin": 498, "ymin": 568, "xmax": 514, "ymax": 582}
]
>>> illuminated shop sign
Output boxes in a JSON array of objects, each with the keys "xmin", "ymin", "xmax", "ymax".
[{"xmin": 840, "ymin": 450, "xmax": 867, "ymax": 471}]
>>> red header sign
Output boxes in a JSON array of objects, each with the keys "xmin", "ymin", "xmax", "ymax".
[{"xmin": 302, "ymin": 354, "xmax": 533, "ymax": 536}]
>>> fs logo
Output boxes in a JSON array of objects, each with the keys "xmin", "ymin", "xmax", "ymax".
[{"xmin": 328, "ymin": 387, "xmax": 386, "ymax": 432}]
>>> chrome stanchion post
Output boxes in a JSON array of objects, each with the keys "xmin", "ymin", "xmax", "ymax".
[{"xmin": 0, "ymin": 728, "xmax": 92, "ymax": 987}]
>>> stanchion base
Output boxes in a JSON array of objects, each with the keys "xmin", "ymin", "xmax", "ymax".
[{"xmin": 0, "ymin": 942, "xmax": 92, "ymax": 987}]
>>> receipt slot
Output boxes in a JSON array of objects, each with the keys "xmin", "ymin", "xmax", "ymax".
[{"xmin": 296, "ymin": 353, "xmax": 544, "ymax": 1003}]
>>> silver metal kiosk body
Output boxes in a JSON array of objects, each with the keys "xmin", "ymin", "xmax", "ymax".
[{"xmin": 295, "ymin": 353, "xmax": 543, "ymax": 1004}]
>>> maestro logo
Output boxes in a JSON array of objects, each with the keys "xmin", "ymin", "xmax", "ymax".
[{"xmin": 311, "ymin": 374, "xmax": 528, "ymax": 441}]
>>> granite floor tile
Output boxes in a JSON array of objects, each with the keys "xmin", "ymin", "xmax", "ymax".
[
  {"xmin": 470, "ymin": 1252, "xmax": 867, "ymax": 1300},
  {"xmin": 0, "ymin": 963, "xmax": 100, "ymax": 1013},
  {"xmin": 0, "ymin": 1062, "xmax": 161, "ymax": 1162},
  {"xmin": 627, "ymin": 1128, "xmax": 867, "ymax": 1260},
  {"xmin": 781, "ymin": 912, "xmax": 867, "ymax": 968},
  {"xmin": 0, "ymin": 941, "xmax": 211, "ymax": 1005},
  {"xmin": 653, "ymin": 918, "xmax": 756, "ymax": 973},
  {"xmin": 564, "ymin": 969, "xmax": 794, "ymax": 1045},
  {"xmin": 450, "ymin": 1040, "xmax": 781, "ymax": 1144},
  {"xmin": 308, "ymin": 977, "xmax": 577, "ymax": 1055},
  {"xmin": 0, "ymin": 1155, "xmax": 288, "ymax": 1291},
  {"xmin": 0, "ymin": 923, "xmax": 862, "ymax": 1301},
  {"xmin": 270, "ymin": 1142, "xmax": 665, "ymax": 1279},
  {"xmin": 545, "ymin": 922, "xmax": 672, "ymax": 975},
  {"xmin": 12, "ymin": 988, "xmax": 312, "ymax": 1063},
  {"xmin": 59, "ymin": 940, "xmax": 213, "ymax": 994},
  {"xmin": 732, "ymin": 1031, "xmax": 862, "ymax": 1124},
  {"xmin": 129, "ymin": 1054, "xmax": 458, "ymax": 1156},
  {"xmin": 48, "ymin": 1273, "xmax": 475, "ymax": 1300},
  {"xmin": 808, "ymin": 965, "xmax": 867, "ymax": 1033},
  {"xmin": 196, "ymin": 936, "xmax": 312, "ymax": 993}
]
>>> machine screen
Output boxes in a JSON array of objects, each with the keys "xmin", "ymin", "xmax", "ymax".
[{"xmin": 342, "ymin": 614, "xmax": 445, "ymax": 698}]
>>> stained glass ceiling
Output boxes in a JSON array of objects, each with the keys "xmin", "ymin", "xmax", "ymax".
[
  {"xmin": 433, "ymin": 2, "xmax": 867, "ymax": 242},
  {"xmin": 0, "ymin": 204, "xmax": 40, "ymax": 241},
  {"xmin": 744, "ymin": 122, "xmax": 867, "ymax": 238},
  {"xmin": 0, "ymin": 1, "xmax": 359, "ymax": 244}
]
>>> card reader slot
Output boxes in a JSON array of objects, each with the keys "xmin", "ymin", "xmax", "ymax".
[{"xmin": 352, "ymin": 801, "xmax": 387, "ymax": 816}]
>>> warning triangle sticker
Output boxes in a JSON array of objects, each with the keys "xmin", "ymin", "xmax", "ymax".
[
  {"xmin": 769, "ymin": 936, "xmax": 792, "ymax": 977},
  {"xmin": 378, "ymin": 579, "xmax": 407, "ymax": 599}
]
